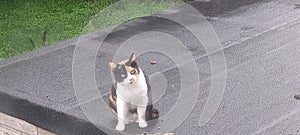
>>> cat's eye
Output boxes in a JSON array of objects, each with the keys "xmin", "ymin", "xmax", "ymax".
[
  {"xmin": 120, "ymin": 74, "xmax": 125, "ymax": 78},
  {"xmin": 130, "ymin": 70, "xmax": 136, "ymax": 75}
]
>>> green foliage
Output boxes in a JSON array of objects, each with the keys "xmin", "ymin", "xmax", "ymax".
[
  {"xmin": 84, "ymin": 0, "xmax": 180, "ymax": 33},
  {"xmin": 0, "ymin": 0, "xmax": 114, "ymax": 59},
  {"xmin": 0, "ymin": 0, "xmax": 183, "ymax": 60}
]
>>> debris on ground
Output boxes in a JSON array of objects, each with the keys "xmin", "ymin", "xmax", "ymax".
[
  {"xmin": 150, "ymin": 61, "xmax": 157, "ymax": 65},
  {"xmin": 138, "ymin": 132, "xmax": 174, "ymax": 135}
]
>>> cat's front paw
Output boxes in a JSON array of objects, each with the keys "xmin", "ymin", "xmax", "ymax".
[
  {"xmin": 116, "ymin": 123, "xmax": 125, "ymax": 131},
  {"xmin": 139, "ymin": 121, "xmax": 148, "ymax": 128}
]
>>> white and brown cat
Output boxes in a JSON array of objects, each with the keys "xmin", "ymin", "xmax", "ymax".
[{"xmin": 108, "ymin": 53, "xmax": 159, "ymax": 131}]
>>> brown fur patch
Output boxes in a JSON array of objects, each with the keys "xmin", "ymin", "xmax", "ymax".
[
  {"xmin": 116, "ymin": 59, "xmax": 139, "ymax": 75},
  {"xmin": 125, "ymin": 66, "xmax": 139, "ymax": 75}
]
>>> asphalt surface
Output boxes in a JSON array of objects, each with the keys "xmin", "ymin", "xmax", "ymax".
[{"xmin": 1, "ymin": 0, "xmax": 300, "ymax": 134}]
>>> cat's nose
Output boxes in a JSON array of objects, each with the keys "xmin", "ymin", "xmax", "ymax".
[{"xmin": 129, "ymin": 78, "xmax": 135, "ymax": 84}]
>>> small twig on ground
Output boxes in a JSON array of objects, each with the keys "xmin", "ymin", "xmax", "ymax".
[
  {"xmin": 28, "ymin": 38, "xmax": 35, "ymax": 51},
  {"xmin": 138, "ymin": 132, "xmax": 174, "ymax": 135},
  {"xmin": 42, "ymin": 29, "xmax": 47, "ymax": 46}
]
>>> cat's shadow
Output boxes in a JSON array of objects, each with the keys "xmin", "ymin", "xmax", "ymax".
[{"xmin": 117, "ymin": 119, "xmax": 160, "ymax": 134}]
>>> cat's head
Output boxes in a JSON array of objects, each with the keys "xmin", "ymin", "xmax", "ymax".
[{"xmin": 108, "ymin": 53, "xmax": 140, "ymax": 85}]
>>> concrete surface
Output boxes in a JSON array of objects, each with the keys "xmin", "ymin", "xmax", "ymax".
[
  {"xmin": 1, "ymin": 0, "xmax": 300, "ymax": 134},
  {"xmin": 191, "ymin": 0, "xmax": 260, "ymax": 16}
]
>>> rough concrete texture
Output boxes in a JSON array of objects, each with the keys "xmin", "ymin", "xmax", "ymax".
[{"xmin": 1, "ymin": 0, "xmax": 300, "ymax": 134}]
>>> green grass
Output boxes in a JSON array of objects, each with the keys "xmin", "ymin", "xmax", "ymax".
[
  {"xmin": 0, "ymin": 0, "xmax": 185, "ymax": 60},
  {"xmin": 83, "ymin": 0, "xmax": 181, "ymax": 33}
]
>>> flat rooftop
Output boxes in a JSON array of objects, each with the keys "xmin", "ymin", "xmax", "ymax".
[{"xmin": 1, "ymin": 0, "xmax": 300, "ymax": 134}]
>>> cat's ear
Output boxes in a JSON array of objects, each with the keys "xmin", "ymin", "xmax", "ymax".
[
  {"xmin": 128, "ymin": 53, "xmax": 136, "ymax": 63},
  {"xmin": 108, "ymin": 62, "xmax": 117, "ymax": 69}
]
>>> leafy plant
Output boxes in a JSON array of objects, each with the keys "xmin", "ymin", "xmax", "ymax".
[{"xmin": 0, "ymin": 0, "xmax": 187, "ymax": 60}]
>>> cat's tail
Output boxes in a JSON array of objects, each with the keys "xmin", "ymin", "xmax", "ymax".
[
  {"xmin": 109, "ymin": 94, "xmax": 118, "ymax": 117},
  {"xmin": 145, "ymin": 105, "xmax": 159, "ymax": 121}
]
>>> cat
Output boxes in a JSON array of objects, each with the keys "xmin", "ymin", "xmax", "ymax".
[{"xmin": 108, "ymin": 53, "xmax": 159, "ymax": 131}]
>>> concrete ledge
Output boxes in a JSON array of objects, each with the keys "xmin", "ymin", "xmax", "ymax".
[{"xmin": 0, "ymin": 92, "xmax": 106, "ymax": 135}]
